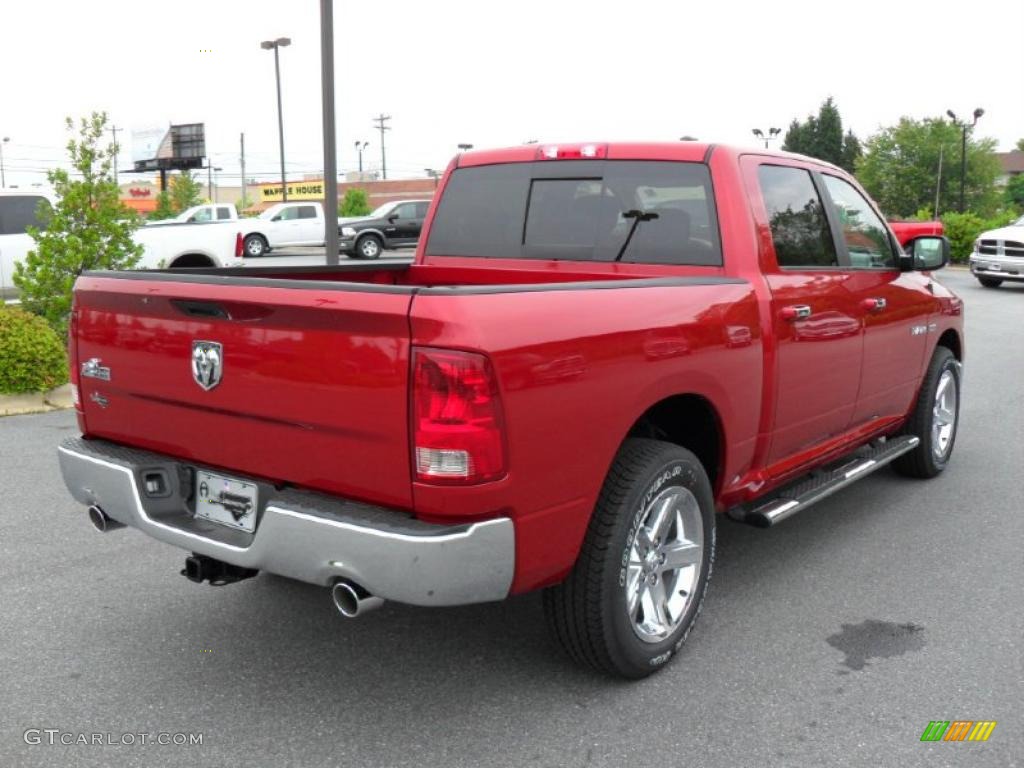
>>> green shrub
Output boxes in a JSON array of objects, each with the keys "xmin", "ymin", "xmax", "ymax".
[
  {"xmin": 339, "ymin": 188, "xmax": 371, "ymax": 217},
  {"xmin": 940, "ymin": 210, "xmax": 1020, "ymax": 263},
  {"xmin": 0, "ymin": 306, "xmax": 69, "ymax": 394}
]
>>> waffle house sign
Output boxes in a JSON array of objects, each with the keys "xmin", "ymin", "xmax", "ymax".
[{"xmin": 257, "ymin": 180, "xmax": 325, "ymax": 202}]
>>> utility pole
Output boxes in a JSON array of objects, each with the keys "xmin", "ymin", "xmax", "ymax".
[
  {"xmin": 110, "ymin": 125, "xmax": 121, "ymax": 186},
  {"xmin": 373, "ymin": 114, "xmax": 391, "ymax": 180},
  {"xmin": 240, "ymin": 132, "xmax": 247, "ymax": 207},
  {"xmin": 320, "ymin": 0, "xmax": 339, "ymax": 266},
  {"xmin": 934, "ymin": 145, "xmax": 943, "ymax": 219}
]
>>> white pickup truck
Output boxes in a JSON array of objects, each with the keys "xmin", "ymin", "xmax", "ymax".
[
  {"xmin": 238, "ymin": 201, "xmax": 326, "ymax": 257},
  {"xmin": 0, "ymin": 190, "xmax": 243, "ymax": 301},
  {"xmin": 147, "ymin": 203, "xmax": 239, "ymax": 224}
]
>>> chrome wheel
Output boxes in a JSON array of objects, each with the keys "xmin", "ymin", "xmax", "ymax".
[
  {"xmin": 245, "ymin": 236, "xmax": 265, "ymax": 257},
  {"xmin": 625, "ymin": 486, "xmax": 704, "ymax": 643},
  {"xmin": 359, "ymin": 237, "xmax": 381, "ymax": 258},
  {"xmin": 932, "ymin": 369, "xmax": 958, "ymax": 460}
]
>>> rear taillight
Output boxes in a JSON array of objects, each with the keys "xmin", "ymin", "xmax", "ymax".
[
  {"xmin": 235, "ymin": 232, "xmax": 244, "ymax": 258},
  {"xmin": 68, "ymin": 303, "xmax": 82, "ymax": 412},
  {"xmin": 411, "ymin": 347, "xmax": 506, "ymax": 485}
]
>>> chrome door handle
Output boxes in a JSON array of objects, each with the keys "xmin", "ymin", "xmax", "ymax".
[
  {"xmin": 861, "ymin": 297, "xmax": 887, "ymax": 312},
  {"xmin": 781, "ymin": 304, "xmax": 812, "ymax": 321}
]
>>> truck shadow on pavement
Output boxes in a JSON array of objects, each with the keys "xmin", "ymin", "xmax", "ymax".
[{"xmin": 146, "ymin": 467, "xmax": 928, "ymax": 705}]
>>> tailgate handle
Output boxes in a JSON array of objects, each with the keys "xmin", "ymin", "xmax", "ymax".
[{"xmin": 171, "ymin": 300, "xmax": 231, "ymax": 320}]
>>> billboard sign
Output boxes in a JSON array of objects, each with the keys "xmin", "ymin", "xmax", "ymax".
[
  {"xmin": 257, "ymin": 180, "xmax": 325, "ymax": 202},
  {"xmin": 132, "ymin": 123, "xmax": 205, "ymax": 171}
]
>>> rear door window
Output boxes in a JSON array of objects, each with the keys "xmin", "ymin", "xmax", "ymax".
[
  {"xmin": 217, "ymin": 207, "xmax": 232, "ymax": 220},
  {"xmin": 0, "ymin": 196, "xmax": 51, "ymax": 235},
  {"xmin": 757, "ymin": 166, "xmax": 838, "ymax": 269},
  {"xmin": 426, "ymin": 161, "xmax": 721, "ymax": 265},
  {"xmin": 297, "ymin": 206, "xmax": 318, "ymax": 219}
]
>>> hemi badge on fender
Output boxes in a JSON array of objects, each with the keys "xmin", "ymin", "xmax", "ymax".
[{"xmin": 81, "ymin": 358, "xmax": 111, "ymax": 381}]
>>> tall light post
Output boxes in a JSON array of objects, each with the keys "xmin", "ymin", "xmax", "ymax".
[
  {"xmin": 424, "ymin": 168, "xmax": 440, "ymax": 188},
  {"xmin": 355, "ymin": 141, "xmax": 369, "ymax": 173},
  {"xmin": 946, "ymin": 108, "xmax": 984, "ymax": 213},
  {"xmin": 0, "ymin": 137, "xmax": 8, "ymax": 188},
  {"xmin": 261, "ymin": 36, "xmax": 292, "ymax": 201},
  {"xmin": 752, "ymin": 127, "xmax": 781, "ymax": 149}
]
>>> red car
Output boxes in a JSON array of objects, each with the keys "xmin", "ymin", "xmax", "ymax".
[{"xmin": 58, "ymin": 142, "xmax": 963, "ymax": 678}]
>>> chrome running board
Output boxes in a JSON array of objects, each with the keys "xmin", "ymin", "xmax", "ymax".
[{"xmin": 731, "ymin": 435, "xmax": 920, "ymax": 528}]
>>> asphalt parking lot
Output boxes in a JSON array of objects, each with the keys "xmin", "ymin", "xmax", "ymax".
[{"xmin": 0, "ymin": 269, "xmax": 1020, "ymax": 768}]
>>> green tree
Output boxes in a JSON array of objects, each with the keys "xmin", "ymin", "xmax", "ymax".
[
  {"xmin": 235, "ymin": 196, "xmax": 257, "ymax": 216},
  {"xmin": 170, "ymin": 172, "xmax": 204, "ymax": 212},
  {"xmin": 14, "ymin": 113, "xmax": 142, "ymax": 334},
  {"xmin": 339, "ymin": 188, "xmax": 371, "ymax": 217},
  {"xmin": 857, "ymin": 117, "xmax": 1001, "ymax": 218},
  {"xmin": 150, "ymin": 190, "xmax": 175, "ymax": 220},
  {"xmin": 1005, "ymin": 174, "xmax": 1024, "ymax": 209},
  {"xmin": 1016, "ymin": 138, "xmax": 1024, "ymax": 152},
  {"xmin": 782, "ymin": 97, "xmax": 861, "ymax": 172}
]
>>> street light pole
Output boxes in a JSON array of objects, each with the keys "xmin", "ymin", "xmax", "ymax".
[
  {"xmin": 355, "ymin": 141, "xmax": 369, "ymax": 173},
  {"xmin": 261, "ymin": 37, "xmax": 292, "ymax": 202},
  {"xmin": 751, "ymin": 127, "xmax": 781, "ymax": 149},
  {"xmin": 947, "ymin": 108, "xmax": 984, "ymax": 213},
  {"xmin": 0, "ymin": 137, "xmax": 8, "ymax": 188},
  {"xmin": 319, "ymin": 0, "xmax": 339, "ymax": 266}
]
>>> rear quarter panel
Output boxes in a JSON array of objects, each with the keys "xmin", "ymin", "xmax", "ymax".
[{"xmin": 410, "ymin": 282, "xmax": 762, "ymax": 592}]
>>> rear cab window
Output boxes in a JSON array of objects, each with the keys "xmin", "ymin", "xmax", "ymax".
[{"xmin": 426, "ymin": 161, "xmax": 722, "ymax": 266}]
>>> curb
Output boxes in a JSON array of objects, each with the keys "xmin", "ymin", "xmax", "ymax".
[{"xmin": 0, "ymin": 383, "xmax": 73, "ymax": 417}]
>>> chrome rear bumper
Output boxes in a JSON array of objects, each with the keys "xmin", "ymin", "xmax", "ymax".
[{"xmin": 57, "ymin": 437, "xmax": 514, "ymax": 606}]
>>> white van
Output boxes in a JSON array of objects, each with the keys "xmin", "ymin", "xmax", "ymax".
[{"xmin": 0, "ymin": 189, "xmax": 55, "ymax": 302}]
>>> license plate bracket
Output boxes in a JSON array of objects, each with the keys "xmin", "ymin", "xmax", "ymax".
[{"xmin": 194, "ymin": 470, "xmax": 259, "ymax": 533}]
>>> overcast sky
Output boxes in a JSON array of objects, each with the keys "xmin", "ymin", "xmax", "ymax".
[{"xmin": 2, "ymin": 0, "xmax": 1021, "ymax": 189}]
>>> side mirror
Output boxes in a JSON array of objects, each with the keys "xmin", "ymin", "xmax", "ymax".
[
  {"xmin": 271, "ymin": 215, "xmax": 282, "ymax": 222},
  {"xmin": 388, "ymin": 214, "xmax": 399, "ymax": 222},
  {"xmin": 911, "ymin": 236, "xmax": 949, "ymax": 271}
]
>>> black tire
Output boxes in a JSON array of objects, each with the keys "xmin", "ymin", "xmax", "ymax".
[
  {"xmin": 356, "ymin": 234, "xmax": 383, "ymax": 260},
  {"xmin": 243, "ymin": 234, "xmax": 268, "ymax": 258},
  {"xmin": 977, "ymin": 276, "xmax": 1002, "ymax": 288},
  {"xmin": 543, "ymin": 438, "xmax": 715, "ymax": 679},
  {"xmin": 894, "ymin": 346, "xmax": 961, "ymax": 479}
]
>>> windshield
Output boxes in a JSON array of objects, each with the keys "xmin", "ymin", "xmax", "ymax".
[
  {"xmin": 369, "ymin": 202, "xmax": 397, "ymax": 218},
  {"xmin": 425, "ymin": 161, "xmax": 722, "ymax": 265}
]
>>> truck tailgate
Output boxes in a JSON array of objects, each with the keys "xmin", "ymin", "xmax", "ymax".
[{"xmin": 73, "ymin": 274, "xmax": 415, "ymax": 509}]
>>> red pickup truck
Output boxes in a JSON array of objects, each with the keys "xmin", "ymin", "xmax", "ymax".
[{"xmin": 58, "ymin": 142, "xmax": 963, "ymax": 678}]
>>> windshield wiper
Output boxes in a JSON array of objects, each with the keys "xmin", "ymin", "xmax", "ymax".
[{"xmin": 614, "ymin": 209, "xmax": 659, "ymax": 262}]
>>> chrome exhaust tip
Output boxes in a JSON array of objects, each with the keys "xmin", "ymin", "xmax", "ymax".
[
  {"xmin": 88, "ymin": 505, "xmax": 125, "ymax": 533},
  {"xmin": 331, "ymin": 580, "xmax": 384, "ymax": 618}
]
